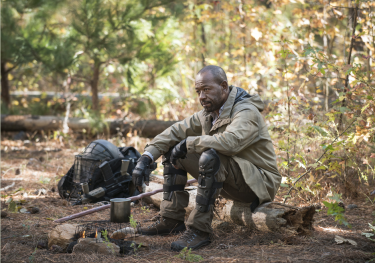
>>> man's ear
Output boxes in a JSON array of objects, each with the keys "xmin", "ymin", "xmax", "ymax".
[{"xmin": 221, "ymin": 80, "xmax": 229, "ymax": 93}]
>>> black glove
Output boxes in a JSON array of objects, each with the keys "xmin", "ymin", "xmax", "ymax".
[
  {"xmin": 133, "ymin": 155, "xmax": 152, "ymax": 191},
  {"xmin": 170, "ymin": 139, "xmax": 187, "ymax": 166}
]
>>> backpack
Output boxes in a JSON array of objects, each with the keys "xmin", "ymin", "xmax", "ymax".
[{"xmin": 57, "ymin": 146, "xmax": 141, "ymax": 202}]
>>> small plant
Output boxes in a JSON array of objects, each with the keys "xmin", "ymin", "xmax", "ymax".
[
  {"xmin": 141, "ymin": 206, "xmax": 150, "ymax": 214},
  {"xmin": 362, "ymin": 223, "xmax": 375, "ymax": 261},
  {"xmin": 39, "ymin": 176, "xmax": 51, "ymax": 184},
  {"xmin": 175, "ymin": 247, "xmax": 203, "ymax": 262},
  {"xmin": 29, "ymin": 247, "xmax": 37, "ymax": 263},
  {"xmin": 130, "ymin": 242, "xmax": 143, "ymax": 254},
  {"xmin": 129, "ymin": 215, "xmax": 137, "ymax": 230},
  {"xmin": 322, "ymin": 193, "xmax": 351, "ymax": 227},
  {"xmin": 101, "ymin": 230, "xmax": 115, "ymax": 254}
]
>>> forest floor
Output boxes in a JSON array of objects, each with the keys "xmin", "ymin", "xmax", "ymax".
[{"xmin": 1, "ymin": 134, "xmax": 375, "ymax": 263}]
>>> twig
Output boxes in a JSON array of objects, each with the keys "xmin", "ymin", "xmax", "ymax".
[
  {"xmin": 338, "ymin": 3, "xmax": 358, "ymax": 130},
  {"xmin": 283, "ymin": 119, "xmax": 356, "ymax": 203}
]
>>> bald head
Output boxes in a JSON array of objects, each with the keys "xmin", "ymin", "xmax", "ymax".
[
  {"xmin": 195, "ymin": 65, "xmax": 229, "ymax": 114},
  {"xmin": 197, "ymin": 65, "xmax": 227, "ymax": 85}
]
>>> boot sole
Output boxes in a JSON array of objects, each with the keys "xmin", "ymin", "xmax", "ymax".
[
  {"xmin": 170, "ymin": 240, "xmax": 211, "ymax": 251},
  {"xmin": 139, "ymin": 224, "xmax": 186, "ymax": 236}
]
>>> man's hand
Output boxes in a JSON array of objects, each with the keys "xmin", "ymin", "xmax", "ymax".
[
  {"xmin": 170, "ymin": 139, "xmax": 187, "ymax": 168},
  {"xmin": 133, "ymin": 155, "xmax": 152, "ymax": 192}
]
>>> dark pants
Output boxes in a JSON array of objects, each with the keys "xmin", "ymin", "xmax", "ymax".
[{"xmin": 160, "ymin": 153, "xmax": 258, "ymax": 233}]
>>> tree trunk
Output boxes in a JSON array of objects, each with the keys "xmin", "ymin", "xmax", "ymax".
[
  {"xmin": 1, "ymin": 62, "xmax": 11, "ymax": 108},
  {"xmin": 91, "ymin": 63, "xmax": 100, "ymax": 111},
  {"xmin": 0, "ymin": 115, "xmax": 177, "ymax": 137},
  {"xmin": 200, "ymin": 22, "xmax": 206, "ymax": 67}
]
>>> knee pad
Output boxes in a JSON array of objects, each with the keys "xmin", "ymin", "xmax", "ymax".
[
  {"xmin": 196, "ymin": 148, "xmax": 223, "ymax": 213},
  {"xmin": 162, "ymin": 153, "xmax": 187, "ymax": 201}
]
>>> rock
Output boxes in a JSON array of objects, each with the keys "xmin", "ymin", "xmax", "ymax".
[
  {"xmin": 51, "ymin": 245, "xmax": 64, "ymax": 253},
  {"xmin": 23, "ymin": 140, "xmax": 31, "ymax": 146},
  {"xmin": 28, "ymin": 207, "xmax": 40, "ymax": 214},
  {"xmin": 34, "ymin": 189, "xmax": 47, "ymax": 195},
  {"xmin": 1, "ymin": 211, "xmax": 8, "ymax": 218},
  {"xmin": 110, "ymin": 227, "xmax": 136, "ymax": 239},
  {"xmin": 20, "ymin": 208, "xmax": 29, "ymax": 214},
  {"xmin": 217, "ymin": 244, "xmax": 229, "ymax": 249},
  {"xmin": 66, "ymin": 241, "xmax": 77, "ymax": 253},
  {"xmin": 124, "ymin": 235, "xmax": 151, "ymax": 249},
  {"xmin": 73, "ymin": 238, "xmax": 120, "ymax": 255},
  {"xmin": 13, "ymin": 131, "xmax": 27, "ymax": 141},
  {"xmin": 48, "ymin": 223, "xmax": 78, "ymax": 249},
  {"xmin": 37, "ymin": 240, "xmax": 48, "ymax": 249},
  {"xmin": 347, "ymin": 204, "xmax": 358, "ymax": 210}
]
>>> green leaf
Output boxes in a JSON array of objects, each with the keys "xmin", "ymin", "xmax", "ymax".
[
  {"xmin": 361, "ymin": 102, "xmax": 371, "ymax": 113},
  {"xmin": 313, "ymin": 126, "xmax": 328, "ymax": 137}
]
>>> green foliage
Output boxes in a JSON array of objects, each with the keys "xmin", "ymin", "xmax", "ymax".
[
  {"xmin": 362, "ymin": 223, "xmax": 375, "ymax": 261},
  {"xmin": 322, "ymin": 194, "xmax": 351, "ymax": 228},
  {"xmin": 85, "ymin": 110, "xmax": 109, "ymax": 135},
  {"xmin": 129, "ymin": 214, "xmax": 137, "ymax": 229},
  {"xmin": 39, "ymin": 176, "xmax": 51, "ymax": 184},
  {"xmin": 29, "ymin": 247, "xmax": 37, "ymax": 263},
  {"xmin": 101, "ymin": 229, "xmax": 115, "ymax": 254},
  {"xmin": 141, "ymin": 206, "xmax": 150, "ymax": 214},
  {"xmin": 175, "ymin": 247, "xmax": 203, "ymax": 262},
  {"xmin": 362, "ymin": 223, "xmax": 375, "ymax": 242}
]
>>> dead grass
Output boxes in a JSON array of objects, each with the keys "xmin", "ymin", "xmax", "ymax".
[{"xmin": 1, "ymin": 132, "xmax": 375, "ymax": 262}]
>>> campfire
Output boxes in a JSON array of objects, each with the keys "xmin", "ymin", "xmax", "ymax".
[{"xmin": 68, "ymin": 221, "xmax": 139, "ymax": 255}]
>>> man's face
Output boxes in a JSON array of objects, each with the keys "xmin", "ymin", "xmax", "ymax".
[{"xmin": 195, "ymin": 72, "xmax": 228, "ymax": 113}]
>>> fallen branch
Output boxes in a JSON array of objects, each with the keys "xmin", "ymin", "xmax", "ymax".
[{"xmin": 1, "ymin": 115, "xmax": 176, "ymax": 138}]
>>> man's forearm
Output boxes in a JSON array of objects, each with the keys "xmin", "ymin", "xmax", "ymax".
[{"xmin": 144, "ymin": 113, "xmax": 202, "ymax": 160}]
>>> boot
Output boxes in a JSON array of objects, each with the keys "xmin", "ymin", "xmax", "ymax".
[
  {"xmin": 139, "ymin": 216, "xmax": 186, "ymax": 236},
  {"xmin": 170, "ymin": 227, "xmax": 210, "ymax": 251}
]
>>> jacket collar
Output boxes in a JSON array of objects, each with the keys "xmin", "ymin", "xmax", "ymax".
[
  {"xmin": 209, "ymin": 86, "xmax": 237, "ymax": 132},
  {"xmin": 218, "ymin": 85, "xmax": 237, "ymax": 120}
]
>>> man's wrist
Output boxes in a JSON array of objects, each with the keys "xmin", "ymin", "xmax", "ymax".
[{"xmin": 142, "ymin": 151, "xmax": 154, "ymax": 162}]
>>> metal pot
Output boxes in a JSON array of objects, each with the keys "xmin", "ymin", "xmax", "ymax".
[{"xmin": 110, "ymin": 198, "xmax": 131, "ymax": 223}]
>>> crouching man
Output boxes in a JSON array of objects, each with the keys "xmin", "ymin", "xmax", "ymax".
[{"xmin": 132, "ymin": 65, "xmax": 281, "ymax": 251}]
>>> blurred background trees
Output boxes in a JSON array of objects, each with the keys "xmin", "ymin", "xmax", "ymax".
[{"xmin": 1, "ymin": 0, "xmax": 375, "ymax": 206}]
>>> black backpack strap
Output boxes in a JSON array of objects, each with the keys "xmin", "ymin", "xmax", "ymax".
[{"xmin": 118, "ymin": 146, "xmax": 141, "ymax": 159}]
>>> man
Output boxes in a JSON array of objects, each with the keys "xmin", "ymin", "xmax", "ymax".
[{"xmin": 133, "ymin": 65, "xmax": 281, "ymax": 251}]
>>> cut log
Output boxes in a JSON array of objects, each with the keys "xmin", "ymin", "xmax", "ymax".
[
  {"xmin": 1, "ymin": 115, "xmax": 176, "ymax": 138},
  {"xmin": 220, "ymin": 201, "xmax": 315, "ymax": 234},
  {"xmin": 143, "ymin": 182, "xmax": 315, "ymax": 234}
]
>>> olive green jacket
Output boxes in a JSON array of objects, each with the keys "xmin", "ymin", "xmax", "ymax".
[{"xmin": 144, "ymin": 86, "xmax": 281, "ymax": 204}]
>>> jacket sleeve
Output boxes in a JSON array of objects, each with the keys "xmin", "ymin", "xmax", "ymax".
[
  {"xmin": 186, "ymin": 109, "xmax": 259, "ymax": 156},
  {"xmin": 144, "ymin": 112, "xmax": 202, "ymax": 160}
]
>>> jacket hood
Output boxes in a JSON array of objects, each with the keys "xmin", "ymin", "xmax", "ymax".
[{"xmin": 233, "ymin": 86, "xmax": 265, "ymax": 112}]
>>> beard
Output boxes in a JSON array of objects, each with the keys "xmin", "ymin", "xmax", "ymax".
[{"xmin": 201, "ymin": 100, "xmax": 221, "ymax": 112}]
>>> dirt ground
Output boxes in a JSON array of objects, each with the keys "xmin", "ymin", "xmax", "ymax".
[{"xmin": 1, "ymin": 134, "xmax": 375, "ymax": 262}]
